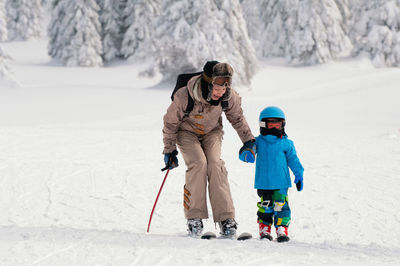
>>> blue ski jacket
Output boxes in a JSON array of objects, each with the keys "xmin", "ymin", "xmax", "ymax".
[{"xmin": 254, "ymin": 134, "xmax": 304, "ymax": 190}]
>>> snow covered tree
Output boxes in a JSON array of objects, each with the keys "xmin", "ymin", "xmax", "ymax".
[
  {"xmin": 242, "ymin": 0, "xmax": 352, "ymax": 65},
  {"xmin": 41, "ymin": 0, "xmax": 50, "ymax": 6},
  {"xmin": 120, "ymin": 0, "xmax": 159, "ymax": 61},
  {"xmin": 5, "ymin": 0, "xmax": 43, "ymax": 40},
  {"xmin": 150, "ymin": 0, "xmax": 257, "ymax": 86},
  {"xmin": 334, "ymin": 0, "xmax": 353, "ymax": 34},
  {"xmin": 287, "ymin": 0, "xmax": 353, "ymax": 65},
  {"xmin": 0, "ymin": 0, "xmax": 7, "ymax": 41},
  {"xmin": 95, "ymin": 0, "xmax": 104, "ymax": 8},
  {"xmin": 99, "ymin": 0, "xmax": 124, "ymax": 62},
  {"xmin": 47, "ymin": 0, "xmax": 65, "ymax": 59},
  {"xmin": 240, "ymin": 0, "xmax": 263, "ymax": 52},
  {"xmin": 351, "ymin": 0, "xmax": 400, "ymax": 67},
  {"xmin": 48, "ymin": 0, "xmax": 103, "ymax": 67}
]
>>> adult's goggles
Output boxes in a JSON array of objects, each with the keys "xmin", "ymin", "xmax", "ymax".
[{"xmin": 212, "ymin": 77, "xmax": 231, "ymax": 88}]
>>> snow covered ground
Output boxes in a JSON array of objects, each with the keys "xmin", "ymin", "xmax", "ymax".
[{"xmin": 1, "ymin": 40, "xmax": 400, "ymax": 265}]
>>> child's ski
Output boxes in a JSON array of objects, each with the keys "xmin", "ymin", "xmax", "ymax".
[
  {"xmin": 277, "ymin": 235, "xmax": 290, "ymax": 242},
  {"xmin": 260, "ymin": 234, "xmax": 273, "ymax": 241}
]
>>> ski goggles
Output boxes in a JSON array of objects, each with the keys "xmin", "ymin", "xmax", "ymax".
[
  {"xmin": 212, "ymin": 77, "xmax": 231, "ymax": 88},
  {"xmin": 259, "ymin": 120, "xmax": 283, "ymax": 129}
]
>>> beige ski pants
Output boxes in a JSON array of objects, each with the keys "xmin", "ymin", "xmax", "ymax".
[{"xmin": 177, "ymin": 130, "xmax": 235, "ymax": 222}]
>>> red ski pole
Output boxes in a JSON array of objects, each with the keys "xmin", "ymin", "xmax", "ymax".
[{"xmin": 147, "ymin": 169, "xmax": 170, "ymax": 233}]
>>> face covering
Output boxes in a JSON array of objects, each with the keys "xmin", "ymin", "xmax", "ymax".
[
  {"xmin": 208, "ymin": 99, "xmax": 221, "ymax": 105},
  {"xmin": 260, "ymin": 127, "xmax": 283, "ymax": 137}
]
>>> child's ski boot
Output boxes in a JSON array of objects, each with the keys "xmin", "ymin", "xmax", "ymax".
[
  {"xmin": 259, "ymin": 222, "xmax": 273, "ymax": 241},
  {"xmin": 219, "ymin": 218, "xmax": 237, "ymax": 237},
  {"xmin": 276, "ymin": 226, "xmax": 290, "ymax": 242},
  {"xmin": 187, "ymin": 218, "xmax": 203, "ymax": 237}
]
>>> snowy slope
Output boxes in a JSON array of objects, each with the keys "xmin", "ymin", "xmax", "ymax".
[{"xmin": 0, "ymin": 40, "xmax": 400, "ymax": 265}]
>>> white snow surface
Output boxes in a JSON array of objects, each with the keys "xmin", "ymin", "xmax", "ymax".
[{"xmin": 1, "ymin": 40, "xmax": 400, "ymax": 265}]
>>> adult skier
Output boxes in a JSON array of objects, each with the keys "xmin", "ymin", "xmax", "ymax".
[{"xmin": 162, "ymin": 61, "xmax": 255, "ymax": 237}]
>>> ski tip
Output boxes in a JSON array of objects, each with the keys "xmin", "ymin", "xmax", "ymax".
[
  {"xmin": 260, "ymin": 234, "xmax": 273, "ymax": 241},
  {"xmin": 201, "ymin": 231, "xmax": 217, "ymax": 240},
  {"xmin": 237, "ymin": 232, "xmax": 252, "ymax": 241},
  {"xmin": 277, "ymin": 235, "xmax": 290, "ymax": 243}
]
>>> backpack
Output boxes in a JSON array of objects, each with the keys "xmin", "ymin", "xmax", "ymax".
[{"xmin": 171, "ymin": 72, "xmax": 228, "ymax": 116}]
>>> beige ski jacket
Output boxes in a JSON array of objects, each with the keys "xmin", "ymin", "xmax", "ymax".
[{"xmin": 163, "ymin": 74, "xmax": 254, "ymax": 154}]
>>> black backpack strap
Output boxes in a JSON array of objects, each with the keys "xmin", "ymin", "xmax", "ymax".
[
  {"xmin": 184, "ymin": 90, "xmax": 195, "ymax": 116},
  {"xmin": 172, "ymin": 72, "xmax": 203, "ymax": 101},
  {"xmin": 221, "ymin": 100, "xmax": 228, "ymax": 111}
]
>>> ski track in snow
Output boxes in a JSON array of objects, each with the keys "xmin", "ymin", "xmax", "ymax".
[
  {"xmin": 1, "ymin": 40, "xmax": 400, "ymax": 265},
  {"xmin": 1, "ymin": 226, "xmax": 399, "ymax": 265}
]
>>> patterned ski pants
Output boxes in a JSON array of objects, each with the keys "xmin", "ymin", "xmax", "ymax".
[
  {"xmin": 177, "ymin": 130, "xmax": 235, "ymax": 222},
  {"xmin": 257, "ymin": 189, "xmax": 291, "ymax": 227}
]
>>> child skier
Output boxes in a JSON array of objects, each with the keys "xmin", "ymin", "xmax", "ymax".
[{"xmin": 239, "ymin": 106, "xmax": 304, "ymax": 242}]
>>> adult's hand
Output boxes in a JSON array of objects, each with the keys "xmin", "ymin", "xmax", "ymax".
[
  {"xmin": 239, "ymin": 139, "xmax": 256, "ymax": 163},
  {"xmin": 163, "ymin": 150, "xmax": 179, "ymax": 171}
]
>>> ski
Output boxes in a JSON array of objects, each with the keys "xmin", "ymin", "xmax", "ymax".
[
  {"xmin": 260, "ymin": 234, "xmax": 273, "ymax": 241},
  {"xmin": 236, "ymin": 232, "xmax": 252, "ymax": 241},
  {"xmin": 259, "ymin": 235, "xmax": 289, "ymax": 242},
  {"xmin": 218, "ymin": 232, "xmax": 253, "ymax": 241},
  {"xmin": 189, "ymin": 231, "xmax": 252, "ymax": 240},
  {"xmin": 277, "ymin": 235, "xmax": 290, "ymax": 242},
  {"xmin": 199, "ymin": 231, "xmax": 252, "ymax": 240},
  {"xmin": 201, "ymin": 231, "xmax": 217, "ymax": 240}
]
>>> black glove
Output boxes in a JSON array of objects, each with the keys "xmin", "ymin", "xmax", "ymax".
[
  {"xmin": 162, "ymin": 150, "xmax": 179, "ymax": 171},
  {"xmin": 294, "ymin": 176, "xmax": 303, "ymax": 191}
]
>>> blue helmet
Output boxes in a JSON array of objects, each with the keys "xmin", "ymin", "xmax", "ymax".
[{"xmin": 259, "ymin": 106, "xmax": 285, "ymax": 121}]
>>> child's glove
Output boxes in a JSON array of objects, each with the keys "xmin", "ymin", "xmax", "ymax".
[
  {"xmin": 294, "ymin": 176, "xmax": 303, "ymax": 191},
  {"xmin": 239, "ymin": 139, "xmax": 256, "ymax": 163}
]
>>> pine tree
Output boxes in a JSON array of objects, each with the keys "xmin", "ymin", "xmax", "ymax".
[
  {"xmin": 99, "ymin": 0, "xmax": 123, "ymax": 62},
  {"xmin": 48, "ymin": 0, "xmax": 65, "ymax": 59},
  {"xmin": 120, "ymin": 0, "xmax": 159, "ymax": 61},
  {"xmin": 351, "ymin": 0, "xmax": 400, "ymax": 67},
  {"xmin": 5, "ymin": 0, "xmax": 43, "ymax": 41},
  {"xmin": 243, "ymin": 0, "xmax": 352, "ymax": 65},
  {"xmin": 151, "ymin": 0, "xmax": 257, "ymax": 86},
  {"xmin": 41, "ymin": 0, "xmax": 50, "ymax": 7},
  {"xmin": 0, "ymin": 0, "xmax": 7, "ymax": 41},
  {"xmin": 334, "ymin": 0, "xmax": 352, "ymax": 33},
  {"xmin": 48, "ymin": 0, "xmax": 103, "ymax": 67},
  {"xmin": 95, "ymin": 0, "xmax": 104, "ymax": 8},
  {"xmin": 240, "ymin": 0, "xmax": 263, "ymax": 52},
  {"xmin": 288, "ymin": 0, "xmax": 352, "ymax": 64}
]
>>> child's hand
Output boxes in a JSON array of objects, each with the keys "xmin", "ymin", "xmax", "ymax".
[
  {"xmin": 294, "ymin": 176, "xmax": 303, "ymax": 191},
  {"xmin": 239, "ymin": 140, "xmax": 256, "ymax": 163},
  {"xmin": 239, "ymin": 150, "xmax": 255, "ymax": 163}
]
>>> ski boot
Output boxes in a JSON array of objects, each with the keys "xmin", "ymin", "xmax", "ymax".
[
  {"xmin": 187, "ymin": 218, "xmax": 203, "ymax": 237},
  {"xmin": 276, "ymin": 226, "xmax": 290, "ymax": 242},
  {"xmin": 259, "ymin": 222, "xmax": 273, "ymax": 241},
  {"xmin": 219, "ymin": 218, "xmax": 237, "ymax": 237}
]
